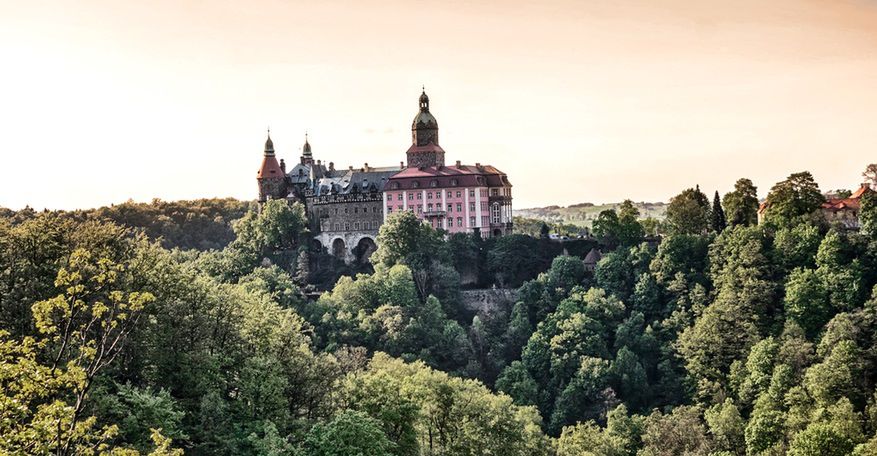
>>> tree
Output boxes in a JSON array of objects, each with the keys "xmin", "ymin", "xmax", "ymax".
[
  {"xmin": 303, "ymin": 410, "xmax": 395, "ymax": 456},
  {"xmin": 639, "ymin": 406, "xmax": 712, "ymax": 456},
  {"xmin": 863, "ymin": 163, "xmax": 877, "ymax": 188},
  {"xmin": 371, "ymin": 211, "xmax": 444, "ymax": 269},
  {"xmin": 705, "ymin": 399, "xmax": 745, "ymax": 455},
  {"xmin": 711, "ymin": 190, "xmax": 727, "ymax": 233},
  {"xmin": 861, "ymin": 192, "xmax": 877, "ymax": 238},
  {"xmin": 540, "ymin": 222, "xmax": 551, "ymax": 239},
  {"xmin": 784, "ymin": 268, "xmax": 831, "ymax": 337},
  {"xmin": 762, "ymin": 172, "xmax": 825, "ymax": 227},
  {"xmin": 723, "ymin": 178, "xmax": 759, "ymax": 227},
  {"xmin": 665, "ymin": 186, "xmax": 711, "ymax": 235},
  {"xmin": 788, "ymin": 423, "xmax": 855, "ymax": 456}
]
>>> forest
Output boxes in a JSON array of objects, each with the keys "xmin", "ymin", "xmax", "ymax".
[{"xmin": 2, "ymin": 167, "xmax": 877, "ymax": 455}]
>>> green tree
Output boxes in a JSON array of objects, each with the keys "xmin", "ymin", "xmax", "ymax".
[
  {"xmin": 303, "ymin": 410, "xmax": 395, "ymax": 456},
  {"xmin": 723, "ymin": 178, "xmax": 759, "ymax": 227},
  {"xmin": 762, "ymin": 172, "xmax": 825, "ymax": 227},
  {"xmin": 712, "ymin": 190, "xmax": 727, "ymax": 233},
  {"xmin": 665, "ymin": 186, "xmax": 711, "ymax": 235},
  {"xmin": 784, "ymin": 268, "xmax": 830, "ymax": 337},
  {"xmin": 788, "ymin": 423, "xmax": 854, "ymax": 456}
]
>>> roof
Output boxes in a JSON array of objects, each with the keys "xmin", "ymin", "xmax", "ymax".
[
  {"xmin": 387, "ymin": 163, "xmax": 511, "ymax": 190},
  {"xmin": 312, "ymin": 168, "xmax": 400, "ymax": 196},
  {"xmin": 257, "ymin": 155, "xmax": 283, "ymax": 179},
  {"xmin": 822, "ymin": 184, "xmax": 874, "ymax": 212},
  {"xmin": 583, "ymin": 248, "xmax": 603, "ymax": 265}
]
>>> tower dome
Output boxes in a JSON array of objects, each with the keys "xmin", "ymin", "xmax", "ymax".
[
  {"xmin": 412, "ymin": 89, "xmax": 439, "ymax": 147},
  {"xmin": 264, "ymin": 133, "xmax": 275, "ymax": 155},
  {"xmin": 407, "ymin": 89, "xmax": 445, "ymax": 168}
]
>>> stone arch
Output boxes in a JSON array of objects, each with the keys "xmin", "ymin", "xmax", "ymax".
[
  {"xmin": 310, "ymin": 238, "xmax": 323, "ymax": 253},
  {"xmin": 332, "ymin": 238, "xmax": 346, "ymax": 258},
  {"xmin": 493, "ymin": 228, "xmax": 502, "ymax": 237},
  {"xmin": 352, "ymin": 236, "xmax": 378, "ymax": 265}
]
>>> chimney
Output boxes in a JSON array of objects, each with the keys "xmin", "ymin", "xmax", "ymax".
[
  {"xmin": 475, "ymin": 162, "xmax": 481, "ymax": 168},
  {"xmin": 329, "ymin": 161, "xmax": 335, "ymax": 171},
  {"xmin": 349, "ymin": 165, "xmax": 353, "ymax": 171},
  {"xmin": 400, "ymin": 161, "xmax": 405, "ymax": 169},
  {"xmin": 279, "ymin": 159, "xmax": 286, "ymax": 173},
  {"xmin": 364, "ymin": 162, "xmax": 370, "ymax": 172},
  {"xmin": 455, "ymin": 160, "xmax": 461, "ymax": 168}
]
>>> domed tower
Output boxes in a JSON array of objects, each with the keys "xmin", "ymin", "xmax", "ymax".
[
  {"xmin": 256, "ymin": 131, "xmax": 288, "ymax": 202},
  {"xmin": 300, "ymin": 133, "xmax": 314, "ymax": 165},
  {"xmin": 406, "ymin": 89, "xmax": 445, "ymax": 168}
]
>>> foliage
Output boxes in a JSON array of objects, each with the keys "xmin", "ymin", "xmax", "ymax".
[{"xmin": 665, "ymin": 186, "xmax": 711, "ymax": 235}]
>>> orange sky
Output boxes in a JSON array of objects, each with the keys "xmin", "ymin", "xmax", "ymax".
[{"xmin": 1, "ymin": 0, "xmax": 876, "ymax": 210}]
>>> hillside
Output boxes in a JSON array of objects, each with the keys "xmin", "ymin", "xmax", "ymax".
[{"xmin": 515, "ymin": 201, "xmax": 668, "ymax": 228}]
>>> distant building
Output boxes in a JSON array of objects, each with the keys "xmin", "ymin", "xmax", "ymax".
[
  {"xmin": 757, "ymin": 182, "xmax": 874, "ymax": 229},
  {"xmin": 820, "ymin": 183, "xmax": 874, "ymax": 230},
  {"xmin": 255, "ymin": 90, "xmax": 513, "ymax": 262}
]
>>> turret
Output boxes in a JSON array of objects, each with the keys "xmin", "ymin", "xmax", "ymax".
[
  {"xmin": 406, "ymin": 88, "xmax": 445, "ymax": 168},
  {"xmin": 256, "ymin": 130, "xmax": 287, "ymax": 202},
  {"xmin": 300, "ymin": 133, "xmax": 314, "ymax": 165}
]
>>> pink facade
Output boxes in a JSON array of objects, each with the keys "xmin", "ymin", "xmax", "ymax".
[{"xmin": 383, "ymin": 163, "xmax": 513, "ymax": 237}]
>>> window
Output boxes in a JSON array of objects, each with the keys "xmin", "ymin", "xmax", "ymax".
[
  {"xmin": 469, "ymin": 203, "xmax": 475, "ymax": 212},
  {"xmin": 417, "ymin": 193, "xmax": 422, "ymax": 200},
  {"xmin": 447, "ymin": 204, "xmax": 452, "ymax": 212},
  {"xmin": 448, "ymin": 218, "xmax": 453, "ymax": 227},
  {"xmin": 457, "ymin": 203, "xmax": 462, "ymax": 212},
  {"xmin": 469, "ymin": 216, "xmax": 475, "ymax": 226},
  {"xmin": 344, "ymin": 208, "xmax": 349, "ymax": 214},
  {"xmin": 391, "ymin": 182, "xmax": 400, "ymax": 189},
  {"xmin": 398, "ymin": 193, "xmax": 403, "ymax": 201},
  {"xmin": 408, "ymin": 193, "xmax": 414, "ymax": 200},
  {"xmin": 457, "ymin": 217, "xmax": 463, "ymax": 226},
  {"xmin": 491, "ymin": 188, "xmax": 498, "ymax": 196},
  {"xmin": 354, "ymin": 207, "xmax": 359, "ymax": 213},
  {"xmin": 334, "ymin": 223, "xmax": 340, "ymax": 231},
  {"xmin": 450, "ymin": 179, "xmax": 458, "ymax": 186},
  {"xmin": 417, "ymin": 206, "xmax": 422, "ymax": 214},
  {"xmin": 430, "ymin": 180, "xmax": 438, "ymax": 187},
  {"xmin": 469, "ymin": 190, "xmax": 475, "ymax": 197},
  {"xmin": 412, "ymin": 181, "xmax": 420, "ymax": 188},
  {"xmin": 491, "ymin": 204, "xmax": 501, "ymax": 224},
  {"xmin": 344, "ymin": 223, "xmax": 350, "ymax": 231},
  {"xmin": 427, "ymin": 192, "xmax": 433, "ymax": 199},
  {"xmin": 387, "ymin": 206, "xmax": 393, "ymax": 213},
  {"xmin": 456, "ymin": 191, "xmax": 462, "ymax": 198},
  {"xmin": 428, "ymin": 203, "xmax": 433, "ymax": 211},
  {"xmin": 334, "ymin": 208, "xmax": 338, "ymax": 214},
  {"xmin": 354, "ymin": 222, "xmax": 360, "ymax": 230}
]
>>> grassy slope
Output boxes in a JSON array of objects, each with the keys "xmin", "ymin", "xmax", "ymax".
[{"xmin": 514, "ymin": 201, "xmax": 667, "ymax": 228}]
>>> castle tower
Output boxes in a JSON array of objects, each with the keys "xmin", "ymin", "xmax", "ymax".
[
  {"xmin": 406, "ymin": 88, "xmax": 445, "ymax": 168},
  {"xmin": 300, "ymin": 133, "xmax": 314, "ymax": 165},
  {"xmin": 256, "ymin": 131, "xmax": 287, "ymax": 202}
]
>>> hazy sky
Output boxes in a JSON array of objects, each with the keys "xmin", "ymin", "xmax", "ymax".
[{"xmin": 2, "ymin": 0, "xmax": 876, "ymax": 210}]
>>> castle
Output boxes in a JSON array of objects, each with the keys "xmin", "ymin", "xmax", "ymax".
[{"xmin": 256, "ymin": 90, "xmax": 514, "ymax": 263}]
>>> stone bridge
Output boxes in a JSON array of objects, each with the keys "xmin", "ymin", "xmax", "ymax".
[
  {"xmin": 313, "ymin": 230, "xmax": 378, "ymax": 265},
  {"xmin": 460, "ymin": 288, "xmax": 520, "ymax": 313}
]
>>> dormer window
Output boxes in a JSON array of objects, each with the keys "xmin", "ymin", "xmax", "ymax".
[
  {"xmin": 430, "ymin": 180, "xmax": 438, "ymax": 187},
  {"xmin": 450, "ymin": 179, "xmax": 458, "ymax": 186},
  {"xmin": 412, "ymin": 181, "xmax": 420, "ymax": 188}
]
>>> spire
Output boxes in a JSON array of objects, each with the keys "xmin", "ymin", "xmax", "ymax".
[
  {"xmin": 300, "ymin": 132, "xmax": 314, "ymax": 165},
  {"xmin": 419, "ymin": 87, "xmax": 429, "ymax": 112},
  {"xmin": 264, "ymin": 128, "xmax": 275, "ymax": 156}
]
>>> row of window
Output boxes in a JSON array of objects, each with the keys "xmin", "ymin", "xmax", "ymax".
[
  {"xmin": 324, "ymin": 220, "xmax": 376, "ymax": 231},
  {"xmin": 388, "ymin": 202, "xmax": 483, "ymax": 213},
  {"xmin": 394, "ymin": 189, "xmax": 477, "ymax": 201},
  {"xmin": 389, "ymin": 179, "xmax": 462, "ymax": 190},
  {"xmin": 320, "ymin": 206, "xmax": 381, "ymax": 216}
]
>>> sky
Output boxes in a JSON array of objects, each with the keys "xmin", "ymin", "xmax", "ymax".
[{"xmin": 1, "ymin": 0, "xmax": 876, "ymax": 210}]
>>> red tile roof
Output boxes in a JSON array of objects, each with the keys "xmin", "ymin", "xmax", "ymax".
[{"xmin": 257, "ymin": 155, "xmax": 284, "ymax": 179}]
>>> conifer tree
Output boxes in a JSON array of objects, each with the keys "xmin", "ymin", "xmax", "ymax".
[{"xmin": 712, "ymin": 190, "xmax": 727, "ymax": 232}]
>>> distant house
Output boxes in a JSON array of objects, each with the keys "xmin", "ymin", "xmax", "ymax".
[
  {"xmin": 583, "ymin": 248, "xmax": 602, "ymax": 272},
  {"xmin": 757, "ymin": 182, "xmax": 874, "ymax": 229},
  {"xmin": 820, "ymin": 183, "xmax": 874, "ymax": 230}
]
